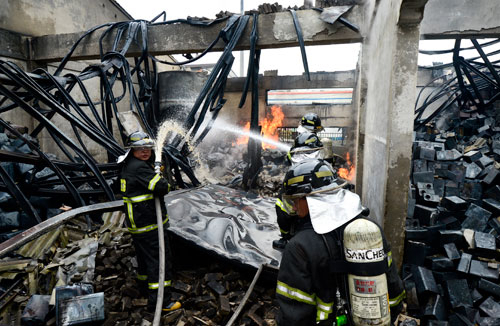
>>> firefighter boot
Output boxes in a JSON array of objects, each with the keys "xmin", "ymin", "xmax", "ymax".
[
  {"xmin": 272, "ymin": 237, "xmax": 288, "ymax": 250},
  {"xmin": 147, "ymin": 290, "xmax": 182, "ymax": 313},
  {"xmin": 147, "ymin": 299, "xmax": 182, "ymax": 312},
  {"xmin": 163, "ymin": 301, "xmax": 182, "ymax": 312}
]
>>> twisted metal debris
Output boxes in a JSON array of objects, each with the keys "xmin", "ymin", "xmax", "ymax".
[
  {"xmin": 415, "ymin": 38, "xmax": 500, "ymax": 130},
  {"xmin": 0, "ymin": 14, "xmax": 254, "ymax": 234}
]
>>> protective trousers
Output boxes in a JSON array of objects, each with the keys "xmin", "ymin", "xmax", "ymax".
[{"xmin": 132, "ymin": 226, "xmax": 173, "ymax": 308}]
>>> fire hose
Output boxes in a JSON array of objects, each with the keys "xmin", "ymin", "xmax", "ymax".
[{"xmin": 152, "ymin": 161, "xmax": 166, "ymax": 326}]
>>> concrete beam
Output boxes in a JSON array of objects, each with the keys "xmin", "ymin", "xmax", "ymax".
[
  {"xmin": 421, "ymin": 0, "xmax": 500, "ymax": 39},
  {"xmin": 0, "ymin": 201, "xmax": 123, "ymax": 258},
  {"xmin": 0, "ymin": 28, "xmax": 28, "ymax": 61},
  {"xmin": 30, "ymin": 8, "xmax": 363, "ymax": 63},
  {"xmin": 399, "ymin": 0, "xmax": 428, "ymax": 25}
]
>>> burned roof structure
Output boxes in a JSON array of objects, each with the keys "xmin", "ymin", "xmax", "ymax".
[
  {"xmin": 0, "ymin": 2, "xmax": 362, "ymax": 324},
  {"xmin": 1, "ymin": 0, "xmax": 500, "ymax": 325}
]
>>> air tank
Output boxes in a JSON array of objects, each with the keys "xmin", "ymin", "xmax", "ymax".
[
  {"xmin": 320, "ymin": 137, "xmax": 334, "ymax": 160},
  {"xmin": 344, "ymin": 218, "xmax": 390, "ymax": 326}
]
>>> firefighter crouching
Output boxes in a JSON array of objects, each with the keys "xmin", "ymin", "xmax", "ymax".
[
  {"xmin": 118, "ymin": 131, "xmax": 181, "ymax": 313},
  {"xmin": 275, "ymin": 159, "xmax": 405, "ymax": 326}
]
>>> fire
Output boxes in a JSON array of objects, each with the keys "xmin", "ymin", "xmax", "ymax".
[
  {"xmin": 235, "ymin": 122, "xmax": 250, "ymax": 145},
  {"xmin": 234, "ymin": 105, "xmax": 284, "ymax": 149},
  {"xmin": 338, "ymin": 152, "xmax": 356, "ymax": 181},
  {"xmin": 261, "ymin": 105, "xmax": 285, "ymax": 149}
]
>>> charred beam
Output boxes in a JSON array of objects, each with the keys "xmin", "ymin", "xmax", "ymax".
[
  {"xmin": 30, "ymin": 9, "xmax": 363, "ymax": 63},
  {"xmin": 0, "ymin": 28, "xmax": 28, "ymax": 61}
]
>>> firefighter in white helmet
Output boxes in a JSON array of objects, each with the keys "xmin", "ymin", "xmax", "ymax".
[
  {"xmin": 275, "ymin": 159, "xmax": 405, "ymax": 326},
  {"xmin": 119, "ymin": 131, "xmax": 181, "ymax": 313}
]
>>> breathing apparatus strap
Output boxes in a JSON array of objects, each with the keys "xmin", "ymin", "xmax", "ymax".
[{"xmin": 321, "ymin": 230, "xmax": 352, "ymax": 325}]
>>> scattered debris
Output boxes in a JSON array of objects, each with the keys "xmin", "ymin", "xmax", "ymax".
[
  {"xmin": 402, "ymin": 38, "xmax": 500, "ymax": 325},
  {"xmin": 0, "ymin": 209, "xmax": 279, "ymax": 325}
]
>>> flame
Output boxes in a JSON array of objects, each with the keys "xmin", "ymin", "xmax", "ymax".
[
  {"xmin": 234, "ymin": 105, "xmax": 284, "ymax": 149},
  {"xmin": 235, "ymin": 122, "xmax": 250, "ymax": 145},
  {"xmin": 338, "ymin": 152, "xmax": 356, "ymax": 181},
  {"xmin": 261, "ymin": 105, "xmax": 285, "ymax": 149}
]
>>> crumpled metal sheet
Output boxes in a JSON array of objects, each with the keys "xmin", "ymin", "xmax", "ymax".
[
  {"xmin": 320, "ymin": 6, "xmax": 353, "ymax": 25},
  {"xmin": 55, "ymin": 238, "xmax": 98, "ymax": 286},
  {"xmin": 165, "ymin": 185, "xmax": 282, "ymax": 269}
]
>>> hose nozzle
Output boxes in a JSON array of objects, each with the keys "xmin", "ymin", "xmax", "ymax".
[{"xmin": 154, "ymin": 161, "xmax": 162, "ymax": 174}]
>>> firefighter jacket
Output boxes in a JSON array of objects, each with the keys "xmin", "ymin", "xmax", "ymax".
[
  {"xmin": 276, "ymin": 216, "xmax": 405, "ymax": 326},
  {"xmin": 275, "ymin": 190, "xmax": 296, "ymax": 239},
  {"xmin": 120, "ymin": 156, "xmax": 170, "ymax": 234}
]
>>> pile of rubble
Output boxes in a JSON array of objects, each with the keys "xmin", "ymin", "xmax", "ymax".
[
  {"xmin": 0, "ymin": 211, "xmax": 279, "ymax": 326},
  {"xmin": 198, "ymin": 143, "xmax": 288, "ymax": 198},
  {"xmin": 403, "ymin": 103, "xmax": 500, "ymax": 324},
  {"xmin": 215, "ymin": 0, "xmax": 362, "ymax": 18},
  {"xmin": 315, "ymin": 0, "xmax": 358, "ymax": 8},
  {"xmin": 96, "ymin": 236, "xmax": 278, "ymax": 326}
]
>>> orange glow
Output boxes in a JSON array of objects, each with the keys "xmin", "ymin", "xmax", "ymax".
[
  {"xmin": 234, "ymin": 105, "xmax": 284, "ymax": 149},
  {"xmin": 235, "ymin": 122, "xmax": 250, "ymax": 145},
  {"xmin": 261, "ymin": 105, "xmax": 284, "ymax": 149},
  {"xmin": 338, "ymin": 152, "xmax": 356, "ymax": 181}
]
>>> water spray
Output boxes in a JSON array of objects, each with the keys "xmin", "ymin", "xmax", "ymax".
[{"xmin": 213, "ymin": 123, "xmax": 291, "ymax": 152}]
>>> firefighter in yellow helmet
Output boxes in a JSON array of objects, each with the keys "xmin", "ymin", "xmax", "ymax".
[
  {"xmin": 119, "ymin": 131, "xmax": 181, "ymax": 313},
  {"xmin": 273, "ymin": 131, "xmax": 325, "ymax": 250}
]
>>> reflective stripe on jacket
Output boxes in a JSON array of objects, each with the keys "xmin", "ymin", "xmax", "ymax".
[
  {"xmin": 120, "ymin": 157, "xmax": 170, "ymax": 233},
  {"xmin": 276, "ymin": 217, "xmax": 405, "ymax": 326},
  {"xmin": 276, "ymin": 220, "xmax": 338, "ymax": 326},
  {"xmin": 275, "ymin": 191, "xmax": 297, "ymax": 239}
]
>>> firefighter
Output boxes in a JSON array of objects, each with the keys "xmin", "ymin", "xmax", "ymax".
[
  {"xmin": 275, "ymin": 159, "xmax": 405, "ymax": 326},
  {"xmin": 297, "ymin": 112, "xmax": 324, "ymax": 134},
  {"xmin": 272, "ymin": 189, "xmax": 296, "ymax": 250},
  {"xmin": 273, "ymin": 131, "xmax": 325, "ymax": 250},
  {"xmin": 119, "ymin": 131, "xmax": 181, "ymax": 313},
  {"xmin": 296, "ymin": 113, "xmax": 338, "ymax": 165},
  {"xmin": 286, "ymin": 131, "xmax": 324, "ymax": 165}
]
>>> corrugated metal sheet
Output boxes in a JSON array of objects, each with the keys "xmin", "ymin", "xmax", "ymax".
[{"xmin": 267, "ymin": 88, "xmax": 353, "ymax": 105}]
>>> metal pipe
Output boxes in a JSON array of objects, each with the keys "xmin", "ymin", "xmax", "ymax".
[
  {"xmin": 225, "ymin": 264, "xmax": 264, "ymax": 326},
  {"xmin": 289, "ymin": 9, "xmax": 310, "ymax": 81},
  {"xmin": 0, "ymin": 201, "xmax": 123, "ymax": 258},
  {"xmin": 240, "ymin": 0, "xmax": 245, "ymax": 77}
]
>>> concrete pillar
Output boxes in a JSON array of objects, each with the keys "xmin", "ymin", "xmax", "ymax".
[{"xmin": 355, "ymin": 0, "xmax": 427, "ymax": 268}]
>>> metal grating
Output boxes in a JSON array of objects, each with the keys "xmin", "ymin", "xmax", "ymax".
[{"xmin": 277, "ymin": 127, "xmax": 346, "ymax": 145}]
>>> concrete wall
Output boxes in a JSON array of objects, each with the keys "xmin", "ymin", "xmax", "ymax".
[
  {"xmin": 421, "ymin": 0, "xmax": 500, "ymax": 38},
  {"xmin": 223, "ymin": 70, "xmax": 357, "ymax": 130},
  {"xmin": 0, "ymin": 0, "xmax": 131, "ymax": 37}
]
